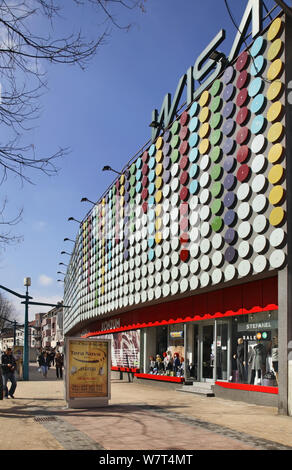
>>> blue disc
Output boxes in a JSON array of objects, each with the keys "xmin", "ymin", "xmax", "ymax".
[
  {"xmin": 148, "ymin": 196, "xmax": 155, "ymax": 206},
  {"xmin": 189, "ymin": 132, "xmax": 199, "ymax": 147},
  {"xmin": 149, "ymin": 144, "xmax": 156, "ymax": 157},
  {"xmin": 223, "ymin": 83, "xmax": 235, "ymax": 102},
  {"xmin": 248, "ymin": 77, "xmax": 263, "ymax": 97},
  {"xmin": 149, "ymin": 222, "xmax": 155, "ymax": 235},
  {"xmin": 164, "ymin": 130, "xmax": 171, "ymax": 142},
  {"xmin": 250, "ymin": 94, "xmax": 265, "ymax": 114},
  {"xmin": 163, "ymin": 142, "xmax": 171, "ymax": 155},
  {"xmin": 149, "ymin": 182, "xmax": 155, "ymax": 195},
  {"xmin": 136, "ymin": 169, "xmax": 142, "ymax": 181},
  {"xmin": 148, "ymin": 238, "xmax": 155, "ymax": 248},
  {"xmin": 251, "ymin": 55, "xmax": 265, "ymax": 76},
  {"xmin": 223, "ymin": 66, "xmax": 235, "ymax": 85},
  {"xmin": 136, "ymin": 181, "xmax": 142, "ymax": 193},
  {"xmin": 222, "ymin": 101, "xmax": 235, "ymax": 119},
  {"xmin": 224, "ymin": 210, "xmax": 236, "ymax": 227},
  {"xmin": 251, "ymin": 115, "xmax": 265, "ymax": 134},
  {"xmin": 250, "ymin": 36, "xmax": 265, "ymax": 57},
  {"xmin": 190, "ymin": 101, "xmax": 199, "ymax": 117},
  {"xmin": 148, "ymin": 249, "xmax": 155, "ymax": 261},
  {"xmin": 189, "ymin": 180, "xmax": 199, "ymax": 194},
  {"xmin": 222, "ymin": 119, "xmax": 235, "ymax": 136},
  {"xmin": 190, "ymin": 163, "xmax": 199, "ymax": 178},
  {"xmin": 222, "ymin": 138, "xmax": 235, "ymax": 155},
  {"xmin": 148, "ymin": 208, "xmax": 155, "ymax": 221},
  {"xmin": 189, "ymin": 148, "xmax": 199, "ymax": 162},
  {"xmin": 225, "ymin": 227, "xmax": 237, "ymax": 244},
  {"xmin": 136, "ymin": 157, "xmax": 142, "ymax": 169},
  {"xmin": 189, "ymin": 116, "xmax": 199, "ymax": 132},
  {"xmin": 149, "ymin": 169, "xmax": 156, "ymax": 182},
  {"xmin": 149, "ymin": 157, "xmax": 156, "ymax": 169},
  {"xmin": 224, "ymin": 191, "xmax": 236, "ymax": 208}
]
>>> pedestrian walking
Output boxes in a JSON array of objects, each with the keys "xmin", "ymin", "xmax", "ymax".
[
  {"xmin": 49, "ymin": 349, "xmax": 56, "ymax": 367},
  {"xmin": 38, "ymin": 350, "xmax": 50, "ymax": 378},
  {"xmin": 1, "ymin": 347, "xmax": 17, "ymax": 398},
  {"xmin": 55, "ymin": 352, "xmax": 64, "ymax": 379}
]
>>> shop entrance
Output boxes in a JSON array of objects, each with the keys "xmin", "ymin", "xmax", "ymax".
[{"xmin": 200, "ymin": 324, "xmax": 214, "ymax": 381}]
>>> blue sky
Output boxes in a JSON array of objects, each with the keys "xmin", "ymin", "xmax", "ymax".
[{"xmin": 0, "ymin": 0, "xmax": 282, "ymax": 320}]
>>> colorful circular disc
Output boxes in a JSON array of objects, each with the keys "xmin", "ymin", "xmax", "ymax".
[
  {"xmin": 199, "ymin": 138, "xmax": 210, "ymax": 155},
  {"xmin": 190, "ymin": 101, "xmax": 199, "ymax": 117},
  {"xmin": 222, "ymin": 101, "xmax": 235, "ymax": 119},
  {"xmin": 180, "ymin": 111, "xmax": 189, "ymax": 126},
  {"xmin": 211, "ymin": 79, "xmax": 222, "ymax": 97},
  {"xmin": 223, "ymin": 156, "xmax": 236, "ymax": 173},
  {"xmin": 267, "ymin": 122, "xmax": 283, "ymax": 143},
  {"xmin": 251, "ymin": 115, "xmax": 265, "ymax": 134},
  {"xmin": 199, "ymin": 90, "xmax": 210, "ymax": 107},
  {"xmin": 237, "ymin": 164, "xmax": 250, "ymax": 182},
  {"xmin": 199, "ymin": 107, "xmax": 210, "ymax": 123},
  {"xmin": 236, "ymin": 70, "xmax": 249, "ymax": 89},
  {"xmin": 267, "ymin": 101, "xmax": 282, "ymax": 122},
  {"xmin": 269, "ymin": 185, "xmax": 284, "ymax": 205},
  {"xmin": 189, "ymin": 116, "xmax": 199, "ymax": 132},
  {"xmin": 250, "ymin": 36, "xmax": 265, "ymax": 57},
  {"xmin": 210, "ymin": 113, "xmax": 222, "ymax": 129},
  {"xmin": 199, "ymin": 122, "xmax": 210, "ymax": 139},
  {"xmin": 222, "ymin": 118, "xmax": 235, "ymax": 136},
  {"xmin": 268, "ymin": 143, "xmax": 283, "ymax": 163},
  {"xmin": 267, "ymin": 38, "xmax": 283, "ymax": 62},
  {"xmin": 268, "ymin": 164, "xmax": 284, "ymax": 184},
  {"xmin": 251, "ymin": 134, "xmax": 265, "ymax": 154},
  {"xmin": 223, "ymin": 83, "xmax": 235, "ymax": 101},
  {"xmin": 210, "ymin": 130, "xmax": 222, "ymax": 146},
  {"xmin": 267, "ymin": 59, "xmax": 283, "ymax": 81},
  {"xmin": 248, "ymin": 77, "xmax": 263, "ymax": 97},
  {"xmin": 189, "ymin": 132, "xmax": 199, "ymax": 147},
  {"xmin": 267, "ymin": 81, "xmax": 283, "ymax": 101},
  {"xmin": 237, "ymin": 145, "xmax": 249, "ymax": 163},
  {"xmin": 251, "ymin": 55, "xmax": 265, "ymax": 76},
  {"xmin": 269, "ymin": 207, "xmax": 285, "ymax": 226},
  {"xmin": 210, "ymin": 96, "xmax": 222, "ymax": 113},
  {"xmin": 180, "ymin": 126, "xmax": 189, "ymax": 141},
  {"xmin": 171, "ymin": 121, "xmax": 180, "ymax": 134},
  {"xmin": 223, "ymin": 66, "xmax": 235, "ymax": 85},
  {"xmin": 236, "ymin": 106, "xmax": 249, "ymax": 126},
  {"xmin": 211, "ymin": 216, "xmax": 223, "ymax": 232},
  {"xmin": 251, "ymin": 94, "xmax": 265, "ymax": 114},
  {"xmin": 267, "ymin": 18, "xmax": 282, "ymax": 42},
  {"xmin": 236, "ymin": 51, "xmax": 249, "ymax": 71},
  {"xmin": 211, "ymin": 146, "xmax": 221, "ymax": 162},
  {"xmin": 236, "ymin": 88, "xmax": 248, "ymax": 107},
  {"xmin": 236, "ymin": 127, "xmax": 249, "ymax": 145},
  {"xmin": 224, "ymin": 191, "xmax": 236, "ymax": 208}
]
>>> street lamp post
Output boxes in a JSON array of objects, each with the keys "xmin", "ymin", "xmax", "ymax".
[{"xmin": 23, "ymin": 277, "xmax": 31, "ymax": 381}]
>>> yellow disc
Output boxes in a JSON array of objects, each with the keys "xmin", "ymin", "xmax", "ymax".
[
  {"xmin": 120, "ymin": 185, "xmax": 125, "ymax": 196},
  {"xmin": 267, "ymin": 122, "xmax": 283, "ymax": 143},
  {"xmin": 199, "ymin": 90, "xmax": 210, "ymax": 107},
  {"xmin": 267, "ymin": 59, "xmax": 283, "ymax": 81},
  {"xmin": 155, "ymin": 163, "xmax": 163, "ymax": 176},
  {"xmin": 155, "ymin": 177, "xmax": 163, "ymax": 189},
  {"xmin": 199, "ymin": 106, "xmax": 210, "ymax": 123},
  {"xmin": 268, "ymin": 143, "xmax": 283, "ymax": 163},
  {"xmin": 120, "ymin": 174, "xmax": 125, "ymax": 185},
  {"xmin": 267, "ymin": 80, "xmax": 283, "ymax": 101},
  {"xmin": 268, "ymin": 164, "xmax": 284, "ymax": 184},
  {"xmin": 155, "ymin": 190, "xmax": 163, "ymax": 203},
  {"xmin": 155, "ymin": 204, "xmax": 162, "ymax": 217},
  {"xmin": 155, "ymin": 231, "xmax": 162, "ymax": 244},
  {"xmin": 156, "ymin": 149, "xmax": 163, "ymax": 163},
  {"xmin": 119, "ymin": 207, "xmax": 124, "ymax": 218},
  {"xmin": 267, "ymin": 38, "xmax": 283, "ymax": 62},
  {"xmin": 199, "ymin": 122, "xmax": 210, "ymax": 139},
  {"xmin": 267, "ymin": 17, "xmax": 282, "ymax": 42},
  {"xmin": 101, "ymin": 286, "xmax": 105, "ymax": 295},
  {"xmin": 267, "ymin": 101, "xmax": 282, "ymax": 122},
  {"xmin": 269, "ymin": 207, "xmax": 285, "ymax": 226},
  {"xmin": 102, "ymin": 198, "xmax": 106, "ymax": 205},
  {"xmin": 155, "ymin": 217, "xmax": 162, "ymax": 231},
  {"xmin": 269, "ymin": 185, "xmax": 284, "ymax": 205},
  {"xmin": 199, "ymin": 138, "xmax": 210, "ymax": 155},
  {"xmin": 120, "ymin": 195, "xmax": 124, "ymax": 206},
  {"xmin": 156, "ymin": 136, "xmax": 163, "ymax": 150}
]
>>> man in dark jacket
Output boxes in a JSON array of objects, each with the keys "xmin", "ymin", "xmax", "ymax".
[{"xmin": 1, "ymin": 348, "xmax": 17, "ymax": 398}]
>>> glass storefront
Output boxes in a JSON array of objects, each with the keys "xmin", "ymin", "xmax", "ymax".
[{"xmin": 141, "ymin": 310, "xmax": 278, "ymax": 387}]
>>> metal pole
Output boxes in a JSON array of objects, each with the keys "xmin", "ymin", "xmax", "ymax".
[
  {"xmin": 23, "ymin": 285, "xmax": 29, "ymax": 381},
  {"xmin": 13, "ymin": 321, "xmax": 16, "ymax": 347}
]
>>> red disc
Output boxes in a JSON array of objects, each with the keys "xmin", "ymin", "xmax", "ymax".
[
  {"xmin": 179, "ymin": 141, "xmax": 189, "ymax": 155},
  {"xmin": 179, "ymin": 126, "xmax": 189, "ymax": 141},
  {"xmin": 180, "ymin": 233, "xmax": 189, "ymax": 245},
  {"xmin": 180, "ymin": 187, "xmax": 189, "ymax": 201},
  {"xmin": 180, "ymin": 171, "xmax": 189, "ymax": 185},
  {"xmin": 142, "ymin": 201, "xmax": 148, "ymax": 213},
  {"xmin": 141, "ymin": 188, "xmax": 148, "ymax": 200},
  {"xmin": 236, "ymin": 70, "xmax": 249, "ymax": 89},
  {"xmin": 142, "ymin": 163, "xmax": 149, "ymax": 176},
  {"xmin": 180, "ymin": 249, "xmax": 190, "ymax": 262},
  {"xmin": 236, "ymin": 107, "xmax": 249, "ymax": 126},
  {"xmin": 236, "ymin": 164, "xmax": 250, "ymax": 182},
  {"xmin": 180, "ymin": 111, "xmax": 189, "ymax": 126},
  {"xmin": 237, "ymin": 145, "xmax": 250, "ymax": 163},
  {"xmin": 236, "ymin": 88, "xmax": 248, "ymax": 107},
  {"xmin": 142, "ymin": 151, "xmax": 149, "ymax": 163},
  {"xmin": 236, "ymin": 51, "xmax": 249, "ymax": 72},
  {"xmin": 180, "ymin": 217, "xmax": 189, "ymax": 232},
  {"xmin": 116, "ymin": 179, "xmax": 120, "ymax": 190},
  {"xmin": 142, "ymin": 175, "xmax": 149, "ymax": 187},
  {"xmin": 179, "ymin": 155, "xmax": 189, "ymax": 170},
  {"xmin": 236, "ymin": 126, "xmax": 249, "ymax": 145},
  {"xmin": 180, "ymin": 202, "xmax": 189, "ymax": 216}
]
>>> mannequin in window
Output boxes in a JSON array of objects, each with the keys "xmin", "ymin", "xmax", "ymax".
[
  {"xmin": 149, "ymin": 356, "xmax": 156, "ymax": 374},
  {"xmin": 233, "ymin": 337, "xmax": 245, "ymax": 383},
  {"xmin": 173, "ymin": 352, "xmax": 181, "ymax": 376},
  {"xmin": 271, "ymin": 336, "xmax": 279, "ymax": 385},
  {"xmin": 164, "ymin": 351, "xmax": 173, "ymax": 375},
  {"xmin": 155, "ymin": 355, "xmax": 164, "ymax": 374},
  {"xmin": 249, "ymin": 339, "xmax": 266, "ymax": 385}
]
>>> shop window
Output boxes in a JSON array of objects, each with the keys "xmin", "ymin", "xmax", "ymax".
[{"xmin": 229, "ymin": 310, "xmax": 278, "ymax": 387}]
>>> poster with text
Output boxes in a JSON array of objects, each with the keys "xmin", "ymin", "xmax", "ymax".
[{"xmin": 68, "ymin": 339, "xmax": 109, "ymax": 399}]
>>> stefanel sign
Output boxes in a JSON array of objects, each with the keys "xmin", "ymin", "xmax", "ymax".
[{"xmin": 151, "ymin": 0, "xmax": 263, "ymax": 142}]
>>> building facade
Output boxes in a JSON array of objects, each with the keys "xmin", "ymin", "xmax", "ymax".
[
  {"xmin": 41, "ymin": 305, "xmax": 64, "ymax": 351},
  {"xmin": 63, "ymin": 2, "xmax": 292, "ymax": 415}
]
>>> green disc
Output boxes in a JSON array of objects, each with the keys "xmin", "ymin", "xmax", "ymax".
[
  {"xmin": 130, "ymin": 163, "xmax": 136, "ymax": 175},
  {"xmin": 171, "ymin": 121, "xmax": 180, "ymax": 134},
  {"xmin": 171, "ymin": 135, "xmax": 180, "ymax": 148},
  {"xmin": 130, "ymin": 174, "xmax": 136, "ymax": 186},
  {"xmin": 211, "ymin": 181, "xmax": 222, "ymax": 198},
  {"xmin": 211, "ymin": 199, "xmax": 222, "ymax": 215},
  {"xmin": 130, "ymin": 187, "xmax": 136, "ymax": 198},
  {"xmin": 210, "ymin": 112, "xmax": 222, "ymax": 129},
  {"xmin": 211, "ymin": 216, "xmax": 223, "ymax": 232},
  {"xmin": 211, "ymin": 164, "xmax": 222, "ymax": 181},
  {"xmin": 171, "ymin": 149, "xmax": 180, "ymax": 163},
  {"xmin": 211, "ymin": 146, "xmax": 222, "ymax": 162},
  {"xmin": 210, "ymin": 129, "xmax": 222, "ymax": 146},
  {"xmin": 210, "ymin": 79, "xmax": 222, "ymax": 97},
  {"xmin": 210, "ymin": 96, "xmax": 222, "ymax": 113}
]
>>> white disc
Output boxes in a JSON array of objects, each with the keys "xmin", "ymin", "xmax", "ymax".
[
  {"xmin": 212, "ymin": 269, "xmax": 223, "ymax": 284},
  {"xmin": 225, "ymin": 264, "xmax": 236, "ymax": 280},
  {"xmin": 253, "ymin": 215, "xmax": 268, "ymax": 233},
  {"xmin": 238, "ymin": 260, "xmax": 251, "ymax": 277},
  {"xmin": 253, "ymin": 255, "xmax": 267, "ymax": 273},
  {"xmin": 252, "ymin": 174, "xmax": 266, "ymax": 193},
  {"xmin": 252, "ymin": 194, "xmax": 267, "ymax": 213},
  {"xmin": 269, "ymin": 250, "xmax": 285, "ymax": 268},
  {"xmin": 238, "ymin": 221, "xmax": 252, "ymax": 239},
  {"xmin": 270, "ymin": 228, "xmax": 285, "ymax": 247},
  {"xmin": 251, "ymin": 154, "xmax": 265, "ymax": 173},
  {"xmin": 237, "ymin": 202, "xmax": 251, "ymax": 220},
  {"xmin": 190, "ymin": 276, "xmax": 199, "ymax": 290},
  {"xmin": 200, "ymin": 272, "xmax": 210, "ymax": 287},
  {"xmin": 253, "ymin": 235, "xmax": 267, "ymax": 253},
  {"xmin": 212, "ymin": 233, "xmax": 223, "ymax": 250},
  {"xmin": 237, "ymin": 183, "xmax": 251, "ymax": 201},
  {"xmin": 251, "ymin": 134, "xmax": 265, "ymax": 154},
  {"xmin": 212, "ymin": 251, "xmax": 223, "ymax": 267}
]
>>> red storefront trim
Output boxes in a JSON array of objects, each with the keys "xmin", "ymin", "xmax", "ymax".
[
  {"xmin": 215, "ymin": 381, "xmax": 278, "ymax": 394},
  {"xmin": 83, "ymin": 277, "xmax": 278, "ymax": 338},
  {"xmin": 111, "ymin": 366, "xmax": 139, "ymax": 373},
  {"xmin": 134, "ymin": 373, "xmax": 185, "ymax": 383}
]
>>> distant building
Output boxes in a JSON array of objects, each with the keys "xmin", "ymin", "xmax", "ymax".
[{"xmin": 41, "ymin": 304, "xmax": 64, "ymax": 351}]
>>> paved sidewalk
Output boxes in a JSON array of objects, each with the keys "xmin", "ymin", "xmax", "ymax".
[{"xmin": 1, "ymin": 363, "xmax": 292, "ymax": 450}]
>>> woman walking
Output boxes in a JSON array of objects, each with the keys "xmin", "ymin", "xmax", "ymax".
[
  {"xmin": 38, "ymin": 350, "xmax": 50, "ymax": 378},
  {"xmin": 55, "ymin": 352, "xmax": 64, "ymax": 379}
]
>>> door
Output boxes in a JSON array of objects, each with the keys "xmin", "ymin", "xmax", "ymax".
[{"xmin": 200, "ymin": 323, "xmax": 215, "ymax": 381}]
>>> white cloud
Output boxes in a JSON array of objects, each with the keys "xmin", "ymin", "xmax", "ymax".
[{"xmin": 38, "ymin": 274, "xmax": 53, "ymax": 286}]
